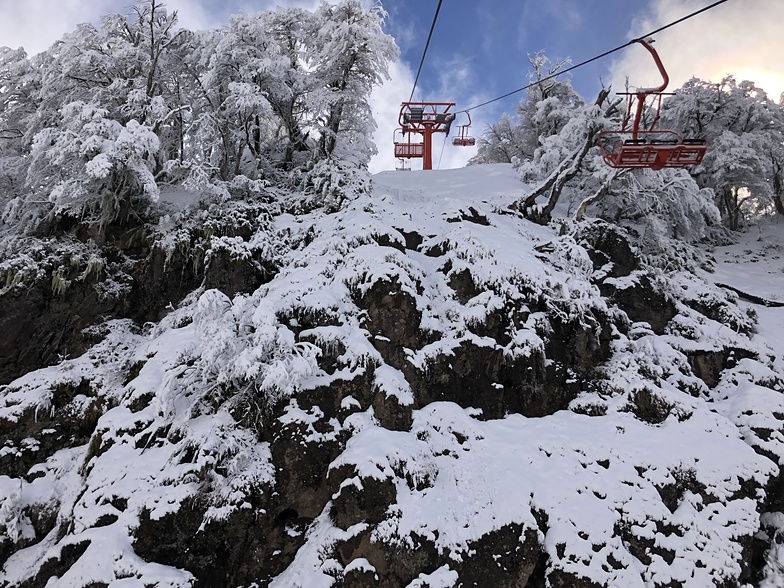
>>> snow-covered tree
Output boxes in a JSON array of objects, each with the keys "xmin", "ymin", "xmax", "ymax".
[
  {"xmin": 0, "ymin": 0, "xmax": 399, "ymax": 235},
  {"xmin": 24, "ymin": 102, "xmax": 160, "ymax": 233},
  {"xmin": 470, "ymin": 53, "xmax": 584, "ymax": 167},
  {"xmin": 469, "ymin": 112, "xmax": 526, "ymax": 165},
  {"xmin": 0, "ymin": 48, "xmax": 39, "ymax": 218},
  {"xmin": 517, "ymin": 53, "xmax": 584, "ymax": 157},
  {"xmin": 1, "ymin": 1, "xmax": 191, "ymax": 233},
  {"xmin": 308, "ymin": 0, "xmax": 398, "ymax": 163},
  {"xmin": 207, "ymin": 7, "xmax": 315, "ymax": 175},
  {"xmin": 512, "ymin": 86, "xmax": 617, "ymax": 224},
  {"xmin": 661, "ymin": 76, "xmax": 784, "ymax": 228}
]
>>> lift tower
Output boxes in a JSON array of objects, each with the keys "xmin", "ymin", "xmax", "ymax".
[{"xmin": 394, "ymin": 102, "xmax": 455, "ymax": 171}]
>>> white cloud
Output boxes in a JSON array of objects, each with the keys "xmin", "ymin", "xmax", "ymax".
[
  {"xmin": 164, "ymin": 0, "xmax": 221, "ymax": 32},
  {"xmin": 369, "ymin": 59, "xmax": 415, "ymax": 173},
  {"xmin": 0, "ymin": 0, "xmax": 323, "ymax": 56},
  {"xmin": 0, "ymin": 0, "xmax": 117, "ymax": 55},
  {"xmin": 541, "ymin": 0, "xmax": 583, "ymax": 31},
  {"xmin": 609, "ymin": 0, "xmax": 784, "ymax": 102}
]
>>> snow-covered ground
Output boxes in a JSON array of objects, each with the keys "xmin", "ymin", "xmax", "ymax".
[
  {"xmin": 706, "ymin": 219, "xmax": 784, "ymax": 358},
  {"xmin": 373, "ymin": 163, "xmax": 531, "ymax": 204},
  {"xmin": 709, "ymin": 219, "xmax": 784, "ymax": 301}
]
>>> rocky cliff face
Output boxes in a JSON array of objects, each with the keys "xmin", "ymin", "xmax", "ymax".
[{"xmin": 2, "ymin": 165, "xmax": 783, "ymax": 587}]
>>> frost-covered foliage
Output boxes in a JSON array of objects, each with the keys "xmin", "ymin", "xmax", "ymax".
[
  {"xmin": 24, "ymin": 102, "xmax": 160, "ymax": 231},
  {"xmin": 0, "ymin": 235, "xmax": 109, "ymax": 297},
  {"xmin": 507, "ymin": 86, "xmax": 725, "ymax": 242},
  {"xmin": 192, "ymin": 290, "xmax": 321, "ymax": 405},
  {"xmin": 593, "ymin": 168, "xmax": 721, "ymax": 253},
  {"xmin": 660, "ymin": 76, "xmax": 784, "ymax": 228},
  {"xmin": 0, "ymin": 0, "xmax": 398, "ymax": 236}
]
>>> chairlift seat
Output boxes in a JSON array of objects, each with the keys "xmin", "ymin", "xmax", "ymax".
[
  {"xmin": 598, "ymin": 130, "xmax": 706, "ymax": 170},
  {"xmin": 409, "ymin": 107, "xmax": 424, "ymax": 121},
  {"xmin": 452, "ymin": 137, "xmax": 476, "ymax": 147},
  {"xmin": 394, "ymin": 142, "xmax": 425, "ymax": 158}
]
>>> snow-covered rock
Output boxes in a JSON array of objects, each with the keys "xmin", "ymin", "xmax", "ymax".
[{"xmin": 2, "ymin": 164, "xmax": 784, "ymax": 587}]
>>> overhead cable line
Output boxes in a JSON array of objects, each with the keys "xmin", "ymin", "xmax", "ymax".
[
  {"xmin": 437, "ymin": 132, "xmax": 448, "ymax": 169},
  {"xmin": 408, "ymin": 0, "xmax": 444, "ymax": 103},
  {"xmin": 460, "ymin": 0, "xmax": 731, "ymax": 113}
]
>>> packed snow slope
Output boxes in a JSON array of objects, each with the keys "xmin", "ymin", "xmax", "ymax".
[{"xmin": 2, "ymin": 163, "xmax": 784, "ymax": 588}]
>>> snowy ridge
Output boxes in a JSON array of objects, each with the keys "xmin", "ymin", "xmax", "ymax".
[{"xmin": 2, "ymin": 164, "xmax": 784, "ymax": 586}]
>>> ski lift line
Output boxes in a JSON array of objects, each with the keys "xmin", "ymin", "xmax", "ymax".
[
  {"xmin": 437, "ymin": 131, "xmax": 448, "ymax": 169},
  {"xmin": 408, "ymin": 0, "xmax": 444, "ymax": 103},
  {"xmin": 458, "ymin": 0, "xmax": 731, "ymax": 114}
]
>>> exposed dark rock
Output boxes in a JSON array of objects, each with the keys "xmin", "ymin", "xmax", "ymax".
[
  {"xmin": 686, "ymin": 347, "xmax": 756, "ymax": 388},
  {"xmin": 269, "ymin": 404, "xmax": 346, "ymax": 521},
  {"xmin": 446, "ymin": 206, "xmax": 490, "ymax": 225},
  {"xmin": 134, "ymin": 504, "xmax": 279, "ymax": 587},
  {"xmin": 395, "ymin": 228, "xmax": 423, "ymax": 251},
  {"xmin": 0, "ymin": 379, "xmax": 104, "ymax": 479},
  {"xmin": 128, "ymin": 241, "xmax": 204, "ymax": 325},
  {"xmin": 0, "ymin": 233, "xmax": 203, "ymax": 385},
  {"xmin": 601, "ymin": 272, "xmax": 676, "ymax": 334},
  {"xmin": 411, "ymin": 309, "xmax": 611, "ymax": 420},
  {"xmin": 372, "ymin": 389, "xmax": 413, "ymax": 431},
  {"xmin": 578, "ymin": 223, "xmax": 675, "ymax": 334},
  {"xmin": 0, "ymin": 275, "xmax": 121, "ymax": 386},
  {"xmin": 543, "ymin": 313, "xmax": 613, "ymax": 395},
  {"xmin": 203, "ymin": 245, "xmax": 274, "ymax": 299},
  {"xmin": 547, "ymin": 570, "xmax": 604, "ymax": 588},
  {"xmin": 370, "ymin": 231, "xmax": 405, "ymax": 252},
  {"xmin": 335, "ymin": 529, "xmax": 440, "ymax": 588},
  {"xmin": 329, "ymin": 470, "xmax": 397, "ymax": 530},
  {"xmin": 413, "ymin": 339, "xmax": 541, "ymax": 419},
  {"xmin": 358, "ymin": 277, "xmax": 422, "ymax": 370},
  {"xmin": 447, "ymin": 267, "xmax": 481, "ymax": 304},
  {"xmin": 577, "ymin": 220, "xmax": 640, "ymax": 278},
  {"xmin": 453, "ymin": 523, "xmax": 541, "ymax": 587},
  {"xmin": 16, "ymin": 540, "xmax": 90, "ymax": 588}
]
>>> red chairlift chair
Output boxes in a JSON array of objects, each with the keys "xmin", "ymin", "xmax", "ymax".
[
  {"xmin": 596, "ymin": 38, "xmax": 707, "ymax": 171},
  {"xmin": 393, "ymin": 127, "xmax": 424, "ymax": 170},
  {"xmin": 452, "ymin": 112, "xmax": 476, "ymax": 147}
]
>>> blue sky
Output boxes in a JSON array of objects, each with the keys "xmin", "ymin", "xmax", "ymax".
[
  {"xmin": 1, "ymin": 0, "xmax": 782, "ymax": 172},
  {"xmin": 385, "ymin": 0, "xmax": 635, "ymax": 107}
]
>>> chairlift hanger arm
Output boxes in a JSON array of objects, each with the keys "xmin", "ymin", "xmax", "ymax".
[
  {"xmin": 634, "ymin": 38, "xmax": 669, "ymax": 95},
  {"xmin": 627, "ymin": 38, "xmax": 670, "ymax": 136}
]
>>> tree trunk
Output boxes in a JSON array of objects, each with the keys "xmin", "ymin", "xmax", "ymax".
[
  {"xmin": 575, "ymin": 171, "xmax": 621, "ymax": 221},
  {"xmin": 515, "ymin": 88, "xmax": 612, "ymax": 225}
]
